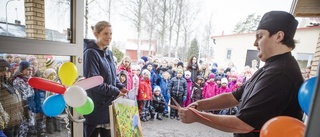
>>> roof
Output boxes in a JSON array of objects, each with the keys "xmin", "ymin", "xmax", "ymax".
[
  {"xmin": 0, "ymin": 21, "xmax": 68, "ymax": 42},
  {"xmin": 211, "ymin": 26, "xmax": 320, "ymax": 39}
]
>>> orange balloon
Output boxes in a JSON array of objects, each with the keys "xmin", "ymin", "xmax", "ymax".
[{"xmin": 260, "ymin": 116, "xmax": 305, "ymax": 137}]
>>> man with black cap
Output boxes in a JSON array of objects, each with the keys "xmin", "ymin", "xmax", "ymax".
[{"xmin": 174, "ymin": 11, "xmax": 303, "ymax": 137}]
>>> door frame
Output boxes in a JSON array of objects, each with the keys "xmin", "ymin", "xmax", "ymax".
[{"xmin": 0, "ymin": 0, "xmax": 84, "ymax": 136}]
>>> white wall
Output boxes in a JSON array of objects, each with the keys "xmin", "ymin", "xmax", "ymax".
[{"xmin": 211, "ymin": 27, "xmax": 320, "ymax": 70}]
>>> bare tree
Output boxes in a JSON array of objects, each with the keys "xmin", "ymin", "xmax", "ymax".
[
  {"xmin": 166, "ymin": 0, "xmax": 178, "ymax": 57},
  {"xmin": 179, "ymin": 0, "xmax": 199, "ymax": 60},
  {"xmin": 119, "ymin": 0, "xmax": 145, "ymax": 59},
  {"xmin": 202, "ymin": 14, "xmax": 214, "ymax": 58},
  {"xmin": 155, "ymin": 0, "xmax": 168, "ymax": 57},
  {"xmin": 174, "ymin": 0, "xmax": 183, "ymax": 58},
  {"xmin": 144, "ymin": 0, "xmax": 159, "ymax": 56},
  {"xmin": 93, "ymin": 0, "xmax": 113, "ymax": 22}
]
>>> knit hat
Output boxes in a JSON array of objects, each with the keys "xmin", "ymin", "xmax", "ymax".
[
  {"xmin": 0, "ymin": 59, "xmax": 10, "ymax": 72},
  {"xmin": 142, "ymin": 69, "xmax": 150, "ymax": 76},
  {"xmin": 184, "ymin": 71, "xmax": 191, "ymax": 77},
  {"xmin": 177, "ymin": 61, "xmax": 184, "ymax": 68},
  {"xmin": 212, "ymin": 62, "xmax": 218, "ymax": 68},
  {"xmin": 208, "ymin": 73, "xmax": 215, "ymax": 79},
  {"xmin": 215, "ymin": 76, "xmax": 222, "ymax": 81},
  {"xmin": 221, "ymin": 78, "xmax": 228, "ymax": 84},
  {"xmin": 195, "ymin": 76, "xmax": 204, "ymax": 81},
  {"xmin": 18, "ymin": 61, "xmax": 31, "ymax": 72},
  {"xmin": 141, "ymin": 56, "xmax": 148, "ymax": 63},
  {"xmin": 26, "ymin": 55, "xmax": 36, "ymax": 62},
  {"xmin": 154, "ymin": 86, "xmax": 161, "ymax": 92},
  {"xmin": 137, "ymin": 59, "xmax": 145, "ymax": 65},
  {"xmin": 46, "ymin": 59, "xmax": 55, "ymax": 68},
  {"xmin": 43, "ymin": 68, "xmax": 56, "ymax": 79},
  {"xmin": 257, "ymin": 11, "xmax": 298, "ymax": 39}
]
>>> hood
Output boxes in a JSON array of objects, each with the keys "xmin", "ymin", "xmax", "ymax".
[
  {"xmin": 118, "ymin": 70, "xmax": 128, "ymax": 77},
  {"xmin": 84, "ymin": 39, "xmax": 101, "ymax": 52}
]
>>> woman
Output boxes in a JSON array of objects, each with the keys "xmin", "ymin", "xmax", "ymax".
[
  {"xmin": 83, "ymin": 21, "xmax": 128, "ymax": 137},
  {"xmin": 186, "ymin": 55, "xmax": 200, "ymax": 83}
]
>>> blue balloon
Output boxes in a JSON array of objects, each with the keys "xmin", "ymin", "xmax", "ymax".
[
  {"xmin": 298, "ymin": 76, "xmax": 317, "ymax": 115},
  {"xmin": 42, "ymin": 94, "xmax": 66, "ymax": 117}
]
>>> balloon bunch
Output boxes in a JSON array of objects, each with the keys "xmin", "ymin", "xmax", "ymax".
[
  {"xmin": 260, "ymin": 116, "xmax": 305, "ymax": 137},
  {"xmin": 28, "ymin": 62, "xmax": 103, "ymax": 117},
  {"xmin": 298, "ymin": 76, "xmax": 317, "ymax": 115},
  {"xmin": 260, "ymin": 76, "xmax": 318, "ymax": 137}
]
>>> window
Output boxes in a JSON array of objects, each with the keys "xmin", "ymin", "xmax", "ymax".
[
  {"xmin": 0, "ymin": 0, "xmax": 84, "ymax": 136},
  {"xmin": 226, "ymin": 49, "xmax": 232, "ymax": 59},
  {"xmin": 296, "ymin": 53, "xmax": 314, "ymax": 68},
  {"xmin": 0, "ymin": 0, "xmax": 71, "ymax": 42}
]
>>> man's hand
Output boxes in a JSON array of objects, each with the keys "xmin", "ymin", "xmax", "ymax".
[
  {"xmin": 178, "ymin": 107, "xmax": 198, "ymax": 124},
  {"xmin": 187, "ymin": 102, "xmax": 198, "ymax": 109}
]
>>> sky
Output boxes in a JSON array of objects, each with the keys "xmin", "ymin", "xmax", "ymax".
[
  {"xmin": 0, "ymin": 0, "xmax": 294, "ymax": 40},
  {"xmin": 202, "ymin": 0, "xmax": 294, "ymax": 36}
]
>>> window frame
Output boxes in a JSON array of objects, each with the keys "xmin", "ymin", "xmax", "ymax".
[{"xmin": 0, "ymin": 0, "xmax": 84, "ymax": 136}]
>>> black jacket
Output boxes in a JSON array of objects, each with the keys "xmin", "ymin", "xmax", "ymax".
[{"xmin": 83, "ymin": 39, "xmax": 124, "ymax": 125}]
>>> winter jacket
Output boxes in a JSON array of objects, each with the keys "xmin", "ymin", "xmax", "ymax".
[
  {"xmin": 183, "ymin": 78, "xmax": 193, "ymax": 107},
  {"xmin": 187, "ymin": 64, "xmax": 200, "ymax": 82},
  {"xmin": 138, "ymin": 79, "xmax": 152, "ymax": 101},
  {"xmin": 191, "ymin": 83, "xmax": 203, "ymax": 102},
  {"xmin": 159, "ymin": 77, "xmax": 170, "ymax": 99},
  {"xmin": 151, "ymin": 94, "xmax": 166, "ymax": 108},
  {"xmin": 149, "ymin": 69, "xmax": 158, "ymax": 92},
  {"xmin": 230, "ymin": 84, "xmax": 240, "ymax": 92},
  {"xmin": 219, "ymin": 86, "xmax": 230, "ymax": 94},
  {"xmin": 202, "ymin": 81, "xmax": 219, "ymax": 99},
  {"xmin": 83, "ymin": 39, "xmax": 124, "ymax": 125},
  {"xmin": 228, "ymin": 80, "xmax": 237, "ymax": 89},
  {"xmin": 13, "ymin": 74, "xmax": 34, "ymax": 101},
  {"xmin": 167, "ymin": 77, "xmax": 187, "ymax": 97},
  {"xmin": 118, "ymin": 65, "xmax": 133, "ymax": 90}
]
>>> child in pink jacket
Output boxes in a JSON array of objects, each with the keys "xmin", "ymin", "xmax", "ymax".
[{"xmin": 202, "ymin": 73, "xmax": 219, "ymax": 99}]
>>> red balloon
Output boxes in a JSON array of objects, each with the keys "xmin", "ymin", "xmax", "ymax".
[
  {"xmin": 28, "ymin": 77, "xmax": 66, "ymax": 94},
  {"xmin": 260, "ymin": 116, "xmax": 305, "ymax": 137}
]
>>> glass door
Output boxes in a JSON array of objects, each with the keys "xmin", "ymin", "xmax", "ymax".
[{"xmin": 0, "ymin": 0, "xmax": 84, "ymax": 136}]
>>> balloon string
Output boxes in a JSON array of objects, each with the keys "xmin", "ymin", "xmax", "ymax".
[
  {"xmin": 64, "ymin": 106, "xmax": 71, "ymax": 136},
  {"xmin": 187, "ymin": 108, "xmax": 260, "ymax": 133}
]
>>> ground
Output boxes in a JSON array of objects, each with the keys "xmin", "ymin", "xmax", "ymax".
[
  {"xmin": 141, "ymin": 116, "xmax": 233, "ymax": 137},
  {"xmin": 47, "ymin": 115, "xmax": 234, "ymax": 137}
]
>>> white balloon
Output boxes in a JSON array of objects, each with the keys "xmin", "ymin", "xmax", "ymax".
[{"xmin": 64, "ymin": 85, "xmax": 87, "ymax": 107}]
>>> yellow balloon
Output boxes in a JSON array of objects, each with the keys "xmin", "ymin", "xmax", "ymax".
[{"xmin": 58, "ymin": 62, "xmax": 78, "ymax": 86}]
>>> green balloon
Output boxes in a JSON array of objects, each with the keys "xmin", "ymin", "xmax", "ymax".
[{"xmin": 75, "ymin": 97, "xmax": 94, "ymax": 115}]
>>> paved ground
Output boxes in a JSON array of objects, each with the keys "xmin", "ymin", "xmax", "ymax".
[
  {"xmin": 141, "ymin": 115, "xmax": 233, "ymax": 137},
  {"xmin": 44, "ymin": 115, "xmax": 234, "ymax": 137}
]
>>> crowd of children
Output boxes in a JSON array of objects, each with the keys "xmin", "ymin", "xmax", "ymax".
[
  {"xmin": 115, "ymin": 55, "xmax": 256, "ymax": 122},
  {"xmin": 0, "ymin": 54, "xmax": 64, "ymax": 137},
  {"xmin": 0, "ymin": 53, "xmax": 254, "ymax": 135}
]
